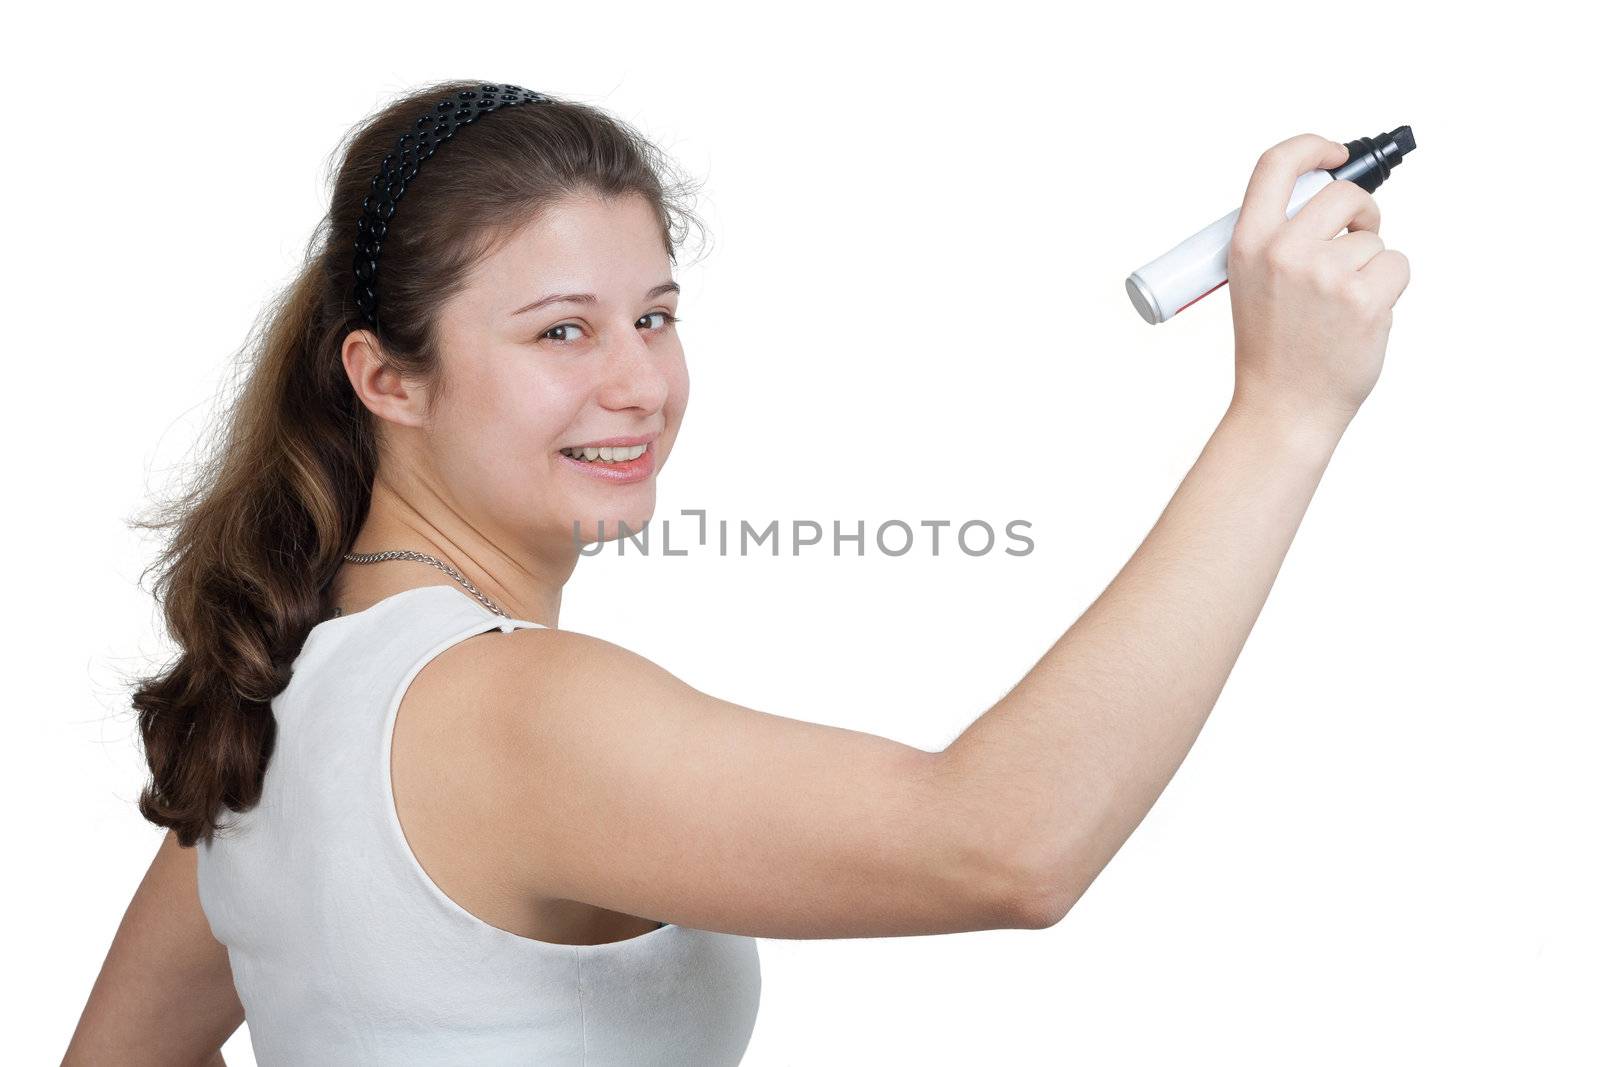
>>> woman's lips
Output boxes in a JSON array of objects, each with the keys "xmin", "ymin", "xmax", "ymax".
[{"xmin": 557, "ymin": 443, "xmax": 656, "ymax": 484}]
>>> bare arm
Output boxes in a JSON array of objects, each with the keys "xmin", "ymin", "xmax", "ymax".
[
  {"xmin": 936, "ymin": 399, "xmax": 1344, "ymax": 923},
  {"xmin": 479, "ymin": 133, "xmax": 1407, "ymax": 943},
  {"xmin": 63, "ymin": 831, "xmax": 243, "ymax": 1066},
  {"xmin": 934, "ymin": 132, "xmax": 1412, "ymax": 924},
  {"xmin": 478, "ymin": 632, "xmax": 1023, "ymax": 940}
]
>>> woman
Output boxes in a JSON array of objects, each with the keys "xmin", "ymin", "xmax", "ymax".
[{"xmin": 66, "ymin": 80, "xmax": 1408, "ymax": 1064}]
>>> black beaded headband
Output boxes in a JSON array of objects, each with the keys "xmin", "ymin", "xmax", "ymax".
[{"xmin": 352, "ymin": 83, "xmax": 550, "ymax": 331}]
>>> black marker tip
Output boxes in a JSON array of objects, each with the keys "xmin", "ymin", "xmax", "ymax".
[{"xmin": 1389, "ymin": 125, "xmax": 1416, "ymax": 156}]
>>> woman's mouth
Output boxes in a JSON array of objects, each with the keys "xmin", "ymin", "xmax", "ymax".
[{"xmin": 557, "ymin": 442, "xmax": 656, "ymax": 484}]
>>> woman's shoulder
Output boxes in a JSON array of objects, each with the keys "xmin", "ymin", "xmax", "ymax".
[
  {"xmin": 437, "ymin": 623, "xmax": 658, "ymax": 711},
  {"xmin": 390, "ymin": 624, "xmax": 666, "ymax": 942},
  {"xmin": 399, "ymin": 624, "xmax": 689, "ymax": 890}
]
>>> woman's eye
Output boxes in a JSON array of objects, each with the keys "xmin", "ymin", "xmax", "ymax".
[{"xmin": 541, "ymin": 312, "xmax": 680, "ymax": 345}]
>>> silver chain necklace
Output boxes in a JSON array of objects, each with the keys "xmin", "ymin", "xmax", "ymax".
[{"xmin": 337, "ymin": 549, "xmax": 509, "ymax": 618}]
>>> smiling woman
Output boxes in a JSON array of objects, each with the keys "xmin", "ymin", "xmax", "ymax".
[
  {"xmin": 69, "ymin": 74, "xmax": 1411, "ymax": 1067},
  {"xmin": 67, "ymin": 80, "xmax": 809, "ymax": 1066}
]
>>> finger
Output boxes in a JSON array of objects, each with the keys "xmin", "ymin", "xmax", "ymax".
[
  {"xmin": 1236, "ymin": 133, "xmax": 1351, "ymax": 248},
  {"xmin": 1357, "ymin": 249, "xmax": 1412, "ymax": 308},
  {"xmin": 1286, "ymin": 179, "xmax": 1381, "ymax": 241},
  {"xmin": 1327, "ymin": 230, "xmax": 1386, "ymax": 273}
]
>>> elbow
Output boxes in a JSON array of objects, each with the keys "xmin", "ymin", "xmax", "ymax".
[
  {"xmin": 928, "ymin": 770, "xmax": 1072, "ymax": 931},
  {"xmin": 923, "ymin": 746, "xmax": 1074, "ymax": 932},
  {"xmin": 965, "ymin": 858, "xmax": 1067, "ymax": 932},
  {"xmin": 1008, "ymin": 877, "xmax": 1071, "ymax": 930},
  {"xmin": 1000, "ymin": 840, "xmax": 1077, "ymax": 930}
]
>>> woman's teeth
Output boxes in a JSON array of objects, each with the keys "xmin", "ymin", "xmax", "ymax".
[{"xmin": 561, "ymin": 443, "xmax": 648, "ymax": 463}]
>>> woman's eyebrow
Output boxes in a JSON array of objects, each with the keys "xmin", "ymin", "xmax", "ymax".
[{"xmin": 510, "ymin": 281, "xmax": 679, "ymax": 317}]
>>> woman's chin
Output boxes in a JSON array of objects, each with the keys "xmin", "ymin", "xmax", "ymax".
[{"xmin": 564, "ymin": 509, "xmax": 656, "ymax": 546}]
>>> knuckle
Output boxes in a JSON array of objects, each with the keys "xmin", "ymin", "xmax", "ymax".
[
  {"xmin": 1356, "ymin": 287, "xmax": 1390, "ymax": 322},
  {"xmin": 1330, "ymin": 180, "xmax": 1379, "ymax": 220},
  {"xmin": 1314, "ymin": 260, "xmax": 1347, "ymax": 293},
  {"xmin": 1338, "ymin": 275, "xmax": 1368, "ymax": 306},
  {"xmin": 1264, "ymin": 240, "xmax": 1298, "ymax": 273},
  {"xmin": 1261, "ymin": 134, "xmax": 1306, "ymax": 163}
]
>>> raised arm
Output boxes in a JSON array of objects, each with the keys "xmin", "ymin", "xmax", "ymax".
[
  {"xmin": 479, "ymin": 132, "xmax": 1408, "ymax": 942},
  {"xmin": 936, "ymin": 133, "xmax": 1411, "ymax": 922}
]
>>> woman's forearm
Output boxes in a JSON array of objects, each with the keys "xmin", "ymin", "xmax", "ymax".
[{"xmin": 936, "ymin": 396, "xmax": 1349, "ymax": 922}]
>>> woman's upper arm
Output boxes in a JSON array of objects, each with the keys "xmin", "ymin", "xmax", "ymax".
[
  {"xmin": 481, "ymin": 628, "xmax": 1041, "ymax": 940},
  {"xmin": 64, "ymin": 830, "xmax": 244, "ymax": 1066}
]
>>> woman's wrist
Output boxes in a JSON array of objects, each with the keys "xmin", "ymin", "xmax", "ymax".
[{"xmin": 1220, "ymin": 391, "xmax": 1352, "ymax": 469}]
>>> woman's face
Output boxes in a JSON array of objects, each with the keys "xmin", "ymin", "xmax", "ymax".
[{"xmin": 428, "ymin": 191, "xmax": 688, "ymax": 553}]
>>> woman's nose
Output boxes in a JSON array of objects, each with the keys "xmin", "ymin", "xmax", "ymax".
[{"xmin": 596, "ymin": 331, "xmax": 671, "ymax": 411}]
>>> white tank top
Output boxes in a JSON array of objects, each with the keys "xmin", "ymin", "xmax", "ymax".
[{"xmin": 196, "ymin": 584, "xmax": 762, "ymax": 1065}]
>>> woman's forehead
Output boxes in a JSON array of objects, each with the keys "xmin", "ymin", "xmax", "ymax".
[{"xmin": 468, "ymin": 195, "xmax": 669, "ymax": 306}]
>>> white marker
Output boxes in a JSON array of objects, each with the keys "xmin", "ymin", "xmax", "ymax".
[{"xmin": 1126, "ymin": 126, "xmax": 1416, "ymax": 325}]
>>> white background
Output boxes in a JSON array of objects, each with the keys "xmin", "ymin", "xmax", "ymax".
[{"xmin": 9, "ymin": 0, "xmax": 1596, "ymax": 1063}]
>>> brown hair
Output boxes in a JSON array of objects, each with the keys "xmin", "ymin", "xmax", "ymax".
[{"xmin": 126, "ymin": 80, "xmax": 708, "ymax": 848}]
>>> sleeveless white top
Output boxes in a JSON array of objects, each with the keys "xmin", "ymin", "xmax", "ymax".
[{"xmin": 196, "ymin": 584, "xmax": 762, "ymax": 1065}]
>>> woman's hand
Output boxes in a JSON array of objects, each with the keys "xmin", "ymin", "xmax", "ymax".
[{"xmin": 1226, "ymin": 133, "xmax": 1411, "ymax": 434}]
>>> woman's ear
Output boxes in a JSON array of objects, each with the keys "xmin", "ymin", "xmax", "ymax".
[{"xmin": 341, "ymin": 329, "xmax": 430, "ymax": 428}]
